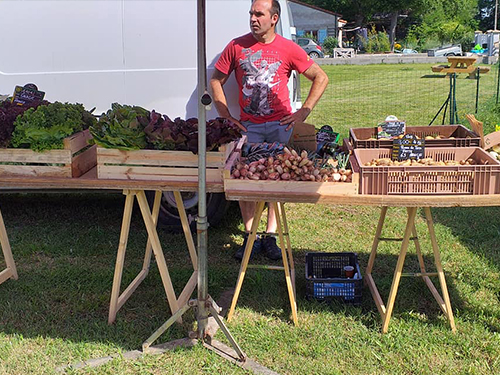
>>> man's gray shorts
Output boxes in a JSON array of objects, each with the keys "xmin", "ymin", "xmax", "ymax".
[{"xmin": 241, "ymin": 120, "xmax": 292, "ymax": 144}]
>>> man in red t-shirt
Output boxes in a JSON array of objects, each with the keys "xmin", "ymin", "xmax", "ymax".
[{"xmin": 210, "ymin": 0, "xmax": 328, "ymax": 260}]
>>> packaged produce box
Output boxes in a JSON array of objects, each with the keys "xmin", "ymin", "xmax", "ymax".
[
  {"xmin": 351, "ymin": 147, "xmax": 500, "ymax": 195},
  {"xmin": 350, "ymin": 125, "xmax": 480, "ymax": 149},
  {"xmin": 0, "ymin": 129, "xmax": 96, "ymax": 178},
  {"xmin": 96, "ymin": 140, "xmax": 238, "ymax": 183}
]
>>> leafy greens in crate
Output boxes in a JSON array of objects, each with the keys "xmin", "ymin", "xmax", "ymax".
[
  {"xmin": 11, "ymin": 102, "xmax": 96, "ymax": 152},
  {"xmin": 90, "ymin": 103, "xmax": 242, "ymax": 152},
  {"xmin": 0, "ymin": 99, "xmax": 49, "ymax": 147}
]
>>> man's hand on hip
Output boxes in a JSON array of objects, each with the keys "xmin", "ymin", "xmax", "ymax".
[{"xmin": 280, "ymin": 107, "xmax": 311, "ymax": 131}]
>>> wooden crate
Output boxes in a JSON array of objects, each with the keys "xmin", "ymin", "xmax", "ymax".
[
  {"xmin": 223, "ymin": 150, "xmax": 359, "ymax": 197},
  {"xmin": 97, "ymin": 140, "xmax": 239, "ymax": 182},
  {"xmin": 0, "ymin": 129, "xmax": 96, "ymax": 178}
]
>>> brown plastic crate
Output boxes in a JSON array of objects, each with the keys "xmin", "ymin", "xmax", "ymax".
[
  {"xmin": 350, "ymin": 125, "xmax": 480, "ymax": 149},
  {"xmin": 352, "ymin": 147, "xmax": 500, "ymax": 195}
]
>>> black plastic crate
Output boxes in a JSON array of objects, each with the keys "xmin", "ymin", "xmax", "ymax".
[{"xmin": 305, "ymin": 252, "xmax": 362, "ymax": 305}]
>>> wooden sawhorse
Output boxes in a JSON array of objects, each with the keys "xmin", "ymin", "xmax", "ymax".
[
  {"xmin": 108, "ymin": 189, "xmax": 198, "ymax": 324},
  {"xmin": 0, "ymin": 207, "xmax": 18, "ymax": 286},
  {"xmin": 227, "ymin": 201, "xmax": 298, "ymax": 326},
  {"xmin": 365, "ymin": 206, "xmax": 456, "ymax": 333}
]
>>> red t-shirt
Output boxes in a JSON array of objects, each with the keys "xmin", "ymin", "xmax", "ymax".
[{"xmin": 215, "ymin": 33, "xmax": 314, "ymax": 124}]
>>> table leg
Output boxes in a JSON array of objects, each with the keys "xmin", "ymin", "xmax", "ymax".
[
  {"xmin": 109, "ymin": 189, "xmax": 198, "ymax": 324},
  {"xmin": 273, "ymin": 202, "xmax": 298, "ymax": 326},
  {"xmin": 278, "ymin": 202, "xmax": 295, "ymax": 296},
  {"xmin": 109, "ymin": 190, "xmax": 163, "ymax": 324},
  {"xmin": 173, "ymin": 191, "xmax": 197, "ymax": 270},
  {"xmin": 381, "ymin": 207, "xmax": 417, "ymax": 333},
  {"xmin": 424, "ymin": 207, "xmax": 456, "ymax": 332},
  {"xmin": 365, "ymin": 206, "xmax": 388, "ymax": 317},
  {"xmin": 0, "ymin": 206, "xmax": 17, "ymax": 285},
  {"xmin": 108, "ymin": 190, "xmax": 135, "ymax": 324},
  {"xmin": 410, "ymin": 209, "xmax": 426, "ymax": 275},
  {"xmin": 227, "ymin": 201, "xmax": 266, "ymax": 322},
  {"xmin": 141, "ymin": 191, "xmax": 162, "ymax": 273},
  {"xmin": 172, "ymin": 191, "xmax": 198, "ymax": 309},
  {"xmin": 135, "ymin": 190, "xmax": 180, "ymax": 321},
  {"xmin": 366, "ymin": 207, "xmax": 456, "ymax": 333}
]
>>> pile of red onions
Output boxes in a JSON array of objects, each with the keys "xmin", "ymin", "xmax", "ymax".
[{"xmin": 232, "ymin": 147, "xmax": 352, "ymax": 182}]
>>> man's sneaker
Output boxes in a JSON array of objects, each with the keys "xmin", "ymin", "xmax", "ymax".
[
  {"xmin": 262, "ymin": 235, "xmax": 282, "ymax": 261},
  {"xmin": 234, "ymin": 233, "xmax": 262, "ymax": 261}
]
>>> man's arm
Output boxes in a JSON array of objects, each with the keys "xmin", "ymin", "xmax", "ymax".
[
  {"xmin": 210, "ymin": 69, "xmax": 247, "ymax": 132},
  {"xmin": 280, "ymin": 63, "xmax": 328, "ymax": 130}
]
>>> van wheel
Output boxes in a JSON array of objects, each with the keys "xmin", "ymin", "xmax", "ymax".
[
  {"xmin": 146, "ymin": 191, "xmax": 231, "ymax": 233},
  {"xmin": 309, "ymin": 51, "xmax": 320, "ymax": 59}
]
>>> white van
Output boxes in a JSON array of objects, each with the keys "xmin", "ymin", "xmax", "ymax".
[{"xmin": 0, "ymin": 0, "xmax": 298, "ymax": 230}]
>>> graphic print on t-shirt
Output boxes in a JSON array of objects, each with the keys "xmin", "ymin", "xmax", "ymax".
[{"xmin": 239, "ymin": 49, "xmax": 282, "ymax": 117}]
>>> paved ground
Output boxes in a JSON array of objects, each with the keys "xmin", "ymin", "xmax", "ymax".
[
  {"xmin": 316, "ymin": 53, "xmax": 447, "ymax": 66},
  {"xmin": 315, "ymin": 53, "xmax": 497, "ymax": 66}
]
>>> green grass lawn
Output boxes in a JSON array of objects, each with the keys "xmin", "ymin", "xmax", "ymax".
[
  {"xmin": 1, "ymin": 64, "xmax": 500, "ymax": 374},
  {"xmin": 303, "ymin": 63, "xmax": 499, "ymax": 135}
]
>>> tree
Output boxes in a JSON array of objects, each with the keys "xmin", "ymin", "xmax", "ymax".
[
  {"xmin": 303, "ymin": 0, "xmax": 479, "ymax": 51},
  {"xmin": 367, "ymin": 0, "xmax": 431, "ymax": 51},
  {"xmin": 300, "ymin": 0, "xmax": 376, "ymax": 27}
]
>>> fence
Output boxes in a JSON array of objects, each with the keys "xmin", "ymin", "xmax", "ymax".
[{"xmin": 303, "ymin": 61, "xmax": 500, "ymax": 138}]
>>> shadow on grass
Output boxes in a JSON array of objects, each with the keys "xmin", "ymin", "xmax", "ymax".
[
  {"xmin": 228, "ymin": 248, "xmax": 468, "ymax": 332},
  {"xmin": 1, "ymin": 194, "xmax": 498, "ymax": 352},
  {"xmin": 422, "ymin": 206, "xmax": 500, "ymax": 331},
  {"xmin": 0, "ymin": 192, "xmax": 249, "ymax": 350},
  {"xmin": 423, "ymin": 207, "xmax": 500, "ymax": 269},
  {"xmin": 421, "ymin": 74, "xmax": 448, "ymax": 78}
]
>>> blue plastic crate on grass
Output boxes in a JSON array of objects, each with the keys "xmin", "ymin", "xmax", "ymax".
[{"xmin": 305, "ymin": 252, "xmax": 362, "ymax": 305}]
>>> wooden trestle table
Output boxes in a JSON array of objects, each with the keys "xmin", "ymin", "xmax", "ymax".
[
  {"xmin": 224, "ymin": 189, "xmax": 500, "ymax": 333},
  {"xmin": 0, "ymin": 168, "xmax": 224, "ymax": 324}
]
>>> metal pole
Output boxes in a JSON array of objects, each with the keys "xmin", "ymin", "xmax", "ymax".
[
  {"xmin": 475, "ymin": 67, "xmax": 480, "ymax": 113},
  {"xmin": 449, "ymin": 74, "xmax": 454, "ymax": 125},
  {"xmin": 453, "ymin": 73, "xmax": 458, "ymax": 124},
  {"xmin": 495, "ymin": 0, "xmax": 498, "ymax": 31},
  {"xmin": 197, "ymin": 0, "xmax": 209, "ymax": 339},
  {"xmin": 496, "ymin": 60, "xmax": 500, "ymax": 105}
]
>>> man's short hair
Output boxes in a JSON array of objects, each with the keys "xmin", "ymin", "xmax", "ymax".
[{"xmin": 270, "ymin": 0, "xmax": 281, "ymax": 18}]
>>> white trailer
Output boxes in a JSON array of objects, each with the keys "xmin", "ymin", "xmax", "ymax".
[{"xmin": 0, "ymin": 0, "xmax": 298, "ymax": 230}]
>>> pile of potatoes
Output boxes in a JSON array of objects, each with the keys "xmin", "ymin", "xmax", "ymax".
[
  {"xmin": 364, "ymin": 157, "xmax": 479, "ymax": 167},
  {"xmin": 365, "ymin": 135, "xmax": 454, "ymax": 141},
  {"xmin": 231, "ymin": 147, "xmax": 353, "ymax": 182}
]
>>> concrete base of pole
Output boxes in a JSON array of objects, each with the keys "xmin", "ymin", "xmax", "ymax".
[{"xmin": 57, "ymin": 338, "xmax": 279, "ymax": 375}]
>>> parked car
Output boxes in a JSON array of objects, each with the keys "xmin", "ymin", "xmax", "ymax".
[
  {"xmin": 427, "ymin": 44, "xmax": 463, "ymax": 57},
  {"xmin": 296, "ymin": 37, "xmax": 324, "ymax": 58}
]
